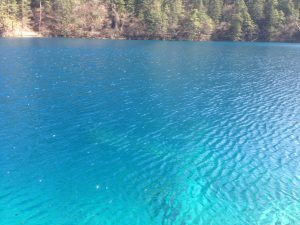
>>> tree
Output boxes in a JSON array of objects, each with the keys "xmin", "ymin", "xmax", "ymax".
[
  {"xmin": 208, "ymin": 0, "xmax": 222, "ymax": 21},
  {"xmin": 0, "ymin": 0, "xmax": 299, "ymax": 41},
  {"xmin": 228, "ymin": 0, "xmax": 256, "ymax": 40},
  {"xmin": 186, "ymin": 6, "xmax": 214, "ymax": 39},
  {"xmin": 163, "ymin": 0, "xmax": 183, "ymax": 28},
  {"xmin": 278, "ymin": 0, "xmax": 299, "ymax": 21},
  {"xmin": 249, "ymin": 0, "xmax": 265, "ymax": 22},
  {"xmin": 238, "ymin": 0, "xmax": 256, "ymax": 40},
  {"xmin": 265, "ymin": 0, "xmax": 285, "ymax": 40},
  {"xmin": 0, "ymin": 1, "xmax": 8, "ymax": 32},
  {"xmin": 19, "ymin": 0, "xmax": 32, "ymax": 29},
  {"xmin": 229, "ymin": 13, "xmax": 243, "ymax": 40}
]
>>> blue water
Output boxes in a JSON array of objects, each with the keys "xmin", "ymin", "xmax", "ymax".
[{"xmin": 0, "ymin": 39, "xmax": 300, "ymax": 225}]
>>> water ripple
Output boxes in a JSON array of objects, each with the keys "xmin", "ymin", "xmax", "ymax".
[{"xmin": 1, "ymin": 40, "xmax": 300, "ymax": 225}]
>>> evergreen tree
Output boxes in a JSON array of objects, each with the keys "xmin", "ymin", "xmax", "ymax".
[
  {"xmin": 186, "ymin": 5, "xmax": 214, "ymax": 39},
  {"xmin": 111, "ymin": 0, "xmax": 126, "ymax": 12},
  {"xmin": 238, "ymin": 0, "xmax": 256, "ymax": 39},
  {"xmin": 19, "ymin": 0, "xmax": 32, "ymax": 29},
  {"xmin": 164, "ymin": 0, "xmax": 183, "ymax": 27},
  {"xmin": 249, "ymin": 0, "xmax": 265, "ymax": 22},
  {"xmin": 142, "ymin": 0, "xmax": 165, "ymax": 34},
  {"xmin": 0, "ymin": 0, "xmax": 299, "ymax": 41},
  {"xmin": 11, "ymin": 0, "xmax": 18, "ymax": 29},
  {"xmin": 0, "ymin": 1, "xmax": 8, "ymax": 31},
  {"xmin": 265, "ymin": 0, "xmax": 285, "ymax": 40},
  {"xmin": 278, "ymin": 0, "xmax": 299, "ymax": 21},
  {"xmin": 208, "ymin": 0, "xmax": 222, "ymax": 21},
  {"xmin": 229, "ymin": 13, "xmax": 243, "ymax": 40}
]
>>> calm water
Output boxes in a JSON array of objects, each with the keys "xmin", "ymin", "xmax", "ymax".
[{"xmin": 0, "ymin": 39, "xmax": 300, "ymax": 225}]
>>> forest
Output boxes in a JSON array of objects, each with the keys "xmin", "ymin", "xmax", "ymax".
[{"xmin": 0, "ymin": 0, "xmax": 299, "ymax": 41}]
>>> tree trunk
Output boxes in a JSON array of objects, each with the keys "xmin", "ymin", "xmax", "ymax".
[
  {"xmin": 111, "ymin": 7, "xmax": 120, "ymax": 30},
  {"xmin": 39, "ymin": 0, "xmax": 42, "ymax": 32},
  {"xmin": 21, "ymin": 0, "xmax": 24, "ymax": 32}
]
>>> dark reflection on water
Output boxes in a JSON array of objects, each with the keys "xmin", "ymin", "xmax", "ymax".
[{"xmin": 0, "ymin": 39, "xmax": 300, "ymax": 225}]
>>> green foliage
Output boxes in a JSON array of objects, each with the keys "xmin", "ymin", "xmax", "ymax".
[
  {"xmin": 0, "ymin": 0, "xmax": 299, "ymax": 41},
  {"xmin": 185, "ymin": 6, "xmax": 214, "ymax": 39},
  {"xmin": 265, "ymin": 0, "xmax": 285, "ymax": 40},
  {"xmin": 208, "ymin": 0, "xmax": 222, "ymax": 21},
  {"xmin": 20, "ymin": 0, "xmax": 32, "ymax": 27},
  {"xmin": 278, "ymin": 0, "xmax": 299, "ymax": 21},
  {"xmin": 248, "ymin": 0, "xmax": 265, "ymax": 22},
  {"xmin": 229, "ymin": 13, "xmax": 243, "ymax": 40},
  {"xmin": 142, "ymin": 0, "xmax": 167, "ymax": 34},
  {"xmin": 111, "ymin": 0, "xmax": 126, "ymax": 12},
  {"xmin": 0, "ymin": 0, "xmax": 19, "ymax": 30}
]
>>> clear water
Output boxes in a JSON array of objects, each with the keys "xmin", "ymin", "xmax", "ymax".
[{"xmin": 1, "ymin": 39, "xmax": 300, "ymax": 225}]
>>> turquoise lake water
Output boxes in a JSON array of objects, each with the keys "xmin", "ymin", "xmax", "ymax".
[{"xmin": 0, "ymin": 39, "xmax": 300, "ymax": 225}]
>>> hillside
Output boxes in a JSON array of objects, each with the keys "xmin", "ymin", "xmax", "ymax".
[{"xmin": 0, "ymin": 0, "xmax": 300, "ymax": 41}]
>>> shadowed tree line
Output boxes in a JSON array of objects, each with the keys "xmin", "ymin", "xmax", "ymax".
[{"xmin": 0, "ymin": 0, "xmax": 299, "ymax": 41}]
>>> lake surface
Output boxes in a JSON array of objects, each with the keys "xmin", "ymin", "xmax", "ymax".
[{"xmin": 0, "ymin": 39, "xmax": 300, "ymax": 225}]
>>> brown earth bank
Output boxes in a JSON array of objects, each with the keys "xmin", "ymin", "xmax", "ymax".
[
  {"xmin": 2, "ymin": 23, "xmax": 299, "ymax": 42},
  {"xmin": 2, "ymin": 24, "xmax": 299, "ymax": 43},
  {"xmin": 3, "ymin": 31, "xmax": 299, "ymax": 43},
  {"xmin": 3, "ymin": 25, "xmax": 299, "ymax": 43}
]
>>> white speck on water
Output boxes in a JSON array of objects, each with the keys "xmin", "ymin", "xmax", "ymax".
[
  {"xmin": 52, "ymin": 134, "xmax": 56, "ymax": 137},
  {"xmin": 39, "ymin": 179, "xmax": 43, "ymax": 183},
  {"xmin": 96, "ymin": 185, "xmax": 100, "ymax": 189}
]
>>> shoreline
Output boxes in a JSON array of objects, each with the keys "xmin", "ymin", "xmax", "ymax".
[
  {"xmin": 1, "ymin": 35, "xmax": 299, "ymax": 44},
  {"xmin": 1, "ymin": 29, "xmax": 42, "ymax": 38}
]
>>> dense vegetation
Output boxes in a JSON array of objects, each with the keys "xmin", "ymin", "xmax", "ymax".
[{"xmin": 0, "ymin": 0, "xmax": 299, "ymax": 41}]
